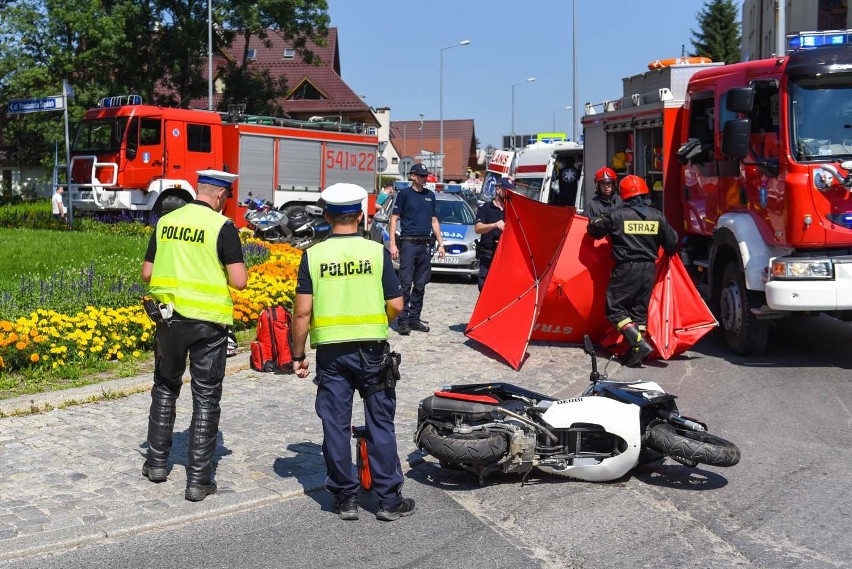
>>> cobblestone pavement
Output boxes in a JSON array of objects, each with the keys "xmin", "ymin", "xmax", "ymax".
[{"xmin": 0, "ymin": 278, "xmax": 636, "ymax": 562}]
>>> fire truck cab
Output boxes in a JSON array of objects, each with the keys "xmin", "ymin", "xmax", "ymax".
[{"xmin": 582, "ymin": 43, "xmax": 852, "ymax": 356}]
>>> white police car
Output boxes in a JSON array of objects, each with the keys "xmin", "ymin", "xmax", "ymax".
[{"xmin": 370, "ymin": 192, "xmax": 479, "ymax": 279}]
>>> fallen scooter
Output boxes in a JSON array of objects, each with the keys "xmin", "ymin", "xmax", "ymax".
[{"xmin": 414, "ymin": 335, "xmax": 740, "ymax": 483}]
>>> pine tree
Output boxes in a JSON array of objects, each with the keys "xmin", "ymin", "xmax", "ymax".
[{"xmin": 691, "ymin": 0, "xmax": 742, "ymax": 64}]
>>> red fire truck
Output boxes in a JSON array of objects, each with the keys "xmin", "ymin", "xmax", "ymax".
[
  {"xmin": 581, "ymin": 42, "xmax": 852, "ymax": 356},
  {"xmin": 67, "ymin": 95, "xmax": 378, "ymax": 227}
]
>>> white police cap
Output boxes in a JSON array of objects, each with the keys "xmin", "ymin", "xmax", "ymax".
[
  {"xmin": 321, "ymin": 183, "xmax": 368, "ymax": 214},
  {"xmin": 197, "ymin": 169, "xmax": 238, "ymax": 189}
]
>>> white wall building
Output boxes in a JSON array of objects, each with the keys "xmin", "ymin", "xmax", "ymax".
[{"xmin": 742, "ymin": 0, "xmax": 852, "ymax": 60}]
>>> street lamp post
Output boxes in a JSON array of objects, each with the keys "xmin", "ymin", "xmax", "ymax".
[
  {"xmin": 552, "ymin": 106, "xmax": 572, "ymax": 133},
  {"xmin": 439, "ymin": 39, "xmax": 470, "ymax": 183},
  {"xmin": 419, "ymin": 113, "xmax": 424, "ymax": 156},
  {"xmin": 208, "ymin": 0, "xmax": 213, "ymax": 111},
  {"xmin": 511, "ymin": 77, "xmax": 535, "ymax": 149}
]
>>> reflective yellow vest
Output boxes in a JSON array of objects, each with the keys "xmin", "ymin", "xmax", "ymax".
[
  {"xmin": 149, "ymin": 204, "xmax": 234, "ymax": 326},
  {"xmin": 307, "ymin": 237, "xmax": 388, "ymax": 346}
]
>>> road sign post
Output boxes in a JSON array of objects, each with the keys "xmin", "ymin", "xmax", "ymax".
[
  {"xmin": 7, "ymin": 83, "xmax": 74, "ymax": 225},
  {"xmin": 399, "ymin": 156, "xmax": 415, "ymax": 179}
]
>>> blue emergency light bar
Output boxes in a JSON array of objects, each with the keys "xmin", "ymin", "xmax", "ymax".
[
  {"xmin": 97, "ymin": 94, "xmax": 143, "ymax": 108},
  {"xmin": 787, "ymin": 30, "xmax": 851, "ymax": 52}
]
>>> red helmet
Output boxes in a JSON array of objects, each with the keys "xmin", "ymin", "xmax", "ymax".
[
  {"xmin": 594, "ymin": 167, "xmax": 617, "ymax": 184},
  {"xmin": 619, "ymin": 175, "xmax": 650, "ymax": 200}
]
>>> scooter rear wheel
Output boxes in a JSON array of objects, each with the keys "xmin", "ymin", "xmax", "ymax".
[
  {"xmin": 647, "ymin": 423, "xmax": 740, "ymax": 467},
  {"xmin": 417, "ymin": 424, "xmax": 507, "ymax": 466}
]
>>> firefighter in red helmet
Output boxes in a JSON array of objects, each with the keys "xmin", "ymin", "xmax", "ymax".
[
  {"xmin": 586, "ymin": 167, "xmax": 620, "ymax": 219},
  {"xmin": 587, "ymin": 175, "xmax": 678, "ymax": 367}
]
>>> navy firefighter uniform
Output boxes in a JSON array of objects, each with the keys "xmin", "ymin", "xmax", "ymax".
[
  {"xmin": 388, "ymin": 162, "xmax": 445, "ymax": 335},
  {"xmin": 291, "ymin": 183, "xmax": 415, "ymax": 522},
  {"xmin": 587, "ymin": 175, "xmax": 678, "ymax": 367}
]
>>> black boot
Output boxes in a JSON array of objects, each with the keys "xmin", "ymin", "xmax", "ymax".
[
  {"xmin": 185, "ymin": 406, "xmax": 220, "ymax": 502},
  {"xmin": 144, "ymin": 384, "xmax": 178, "ymax": 482},
  {"xmin": 621, "ymin": 323, "xmax": 652, "ymax": 368}
]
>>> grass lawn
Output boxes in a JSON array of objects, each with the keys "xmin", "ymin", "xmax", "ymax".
[{"xmin": 0, "ymin": 227, "xmax": 149, "ymax": 320}]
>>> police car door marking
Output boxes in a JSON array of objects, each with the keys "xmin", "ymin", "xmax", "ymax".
[{"xmin": 624, "ymin": 220, "xmax": 659, "ymax": 234}]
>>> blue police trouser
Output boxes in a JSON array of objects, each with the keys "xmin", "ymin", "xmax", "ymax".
[
  {"xmin": 314, "ymin": 341, "xmax": 404, "ymax": 510},
  {"xmin": 477, "ymin": 254, "xmax": 493, "ymax": 292},
  {"xmin": 398, "ymin": 240, "xmax": 432, "ymax": 324}
]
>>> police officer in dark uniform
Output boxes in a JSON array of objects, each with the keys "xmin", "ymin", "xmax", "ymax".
[
  {"xmin": 587, "ymin": 175, "xmax": 678, "ymax": 367},
  {"xmin": 291, "ymin": 183, "xmax": 415, "ymax": 522},
  {"xmin": 474, "ymin": 177, "xmax": 511, "ymax": 291},
  {"xmin": 388, "ymin": 163, "xmax": 445, "ymax": 335},
  {"xmin": 141, "ymin": 169, "xmax": 247, "ymax": 501},
  {"xmin": 586, "ymin": 167, "xmax": 620, "ymax": 219}
]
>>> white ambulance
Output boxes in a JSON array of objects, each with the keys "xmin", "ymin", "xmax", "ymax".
[{"xmin": 482, "ymin": 140, "xmax": 585, "ymax": 210}]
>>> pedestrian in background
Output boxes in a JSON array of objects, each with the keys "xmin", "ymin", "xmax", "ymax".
[
  {"xmin": 587, "ymin": 175, "xmax": 677, "ymax": 367},
  {"xmin": 140, "ymin": 169, "xmax": 247, "ymax": 502},
  {"xmin": 51, "ymin": 186, "xmax": 66, "ymax": 222},
  {"xmin": 291, "ymin": 183, "xmax": 415, "ymax": 522},
  {"xmin": 388, "ymin": 163, "xmax": 445, "ymax": 335},
  {"xmin": 474, "ymin": 177, "xmax": 511, "ymax": 291},
  {"xmin": 376, "ymin": 181, "xmax": 394, "ymax": 207}
]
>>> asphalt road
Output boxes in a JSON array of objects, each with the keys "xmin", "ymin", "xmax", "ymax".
[{"xmin": 2, "ymin": 278, "xmax": 851, "ymax": 568}]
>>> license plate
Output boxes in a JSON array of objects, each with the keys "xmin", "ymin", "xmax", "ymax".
[{"xmin": 433, "ymin": 255, "xmax": 459, "ymax": 264}]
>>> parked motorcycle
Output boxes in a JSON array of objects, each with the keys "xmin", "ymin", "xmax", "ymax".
[
  {"xmin": 242, "ymin": 197, "xmax": 331, "ymax": 249},
  {"xmin": 243, "ymin": 198, "xmax": 291, "ymax": 243},
  {"xmin": 283, "ymin": 203, "xmax": 332, "ymax": 249},
  {"xmin": 414, "ymin": 335, "xmax": 740, "ymax": 484}
]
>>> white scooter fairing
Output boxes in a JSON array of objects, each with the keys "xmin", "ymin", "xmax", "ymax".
[{"xmin": 537, "ymin": 396, "xmax": 641, "ymax": 481}]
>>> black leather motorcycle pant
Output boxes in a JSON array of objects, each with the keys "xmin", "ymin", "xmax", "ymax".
[{"xmin": 146, "ymin": 316, "xmax": 228, "ymax": 486}]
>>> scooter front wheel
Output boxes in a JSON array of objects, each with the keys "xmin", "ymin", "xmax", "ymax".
[
  {"xmin": 417, "ymin": 424, "xmax": 507, "ymax": 466},
  {"xmin": 647, "ymin": 423, "xmax": 740, "ymax": 467}
]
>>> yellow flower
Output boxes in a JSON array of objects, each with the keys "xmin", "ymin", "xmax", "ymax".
[
  {"xmin": 16, "ymin": 341, "xmax": 27, "ymax": 351},
  {"xmin": 30, "ymin": 353, "xmax": 40, "ymax": 363}
]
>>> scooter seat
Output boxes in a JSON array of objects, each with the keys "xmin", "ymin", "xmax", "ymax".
[{"xmin": 420, "ymin": 394, "xmax": 497, "ymax": 419}]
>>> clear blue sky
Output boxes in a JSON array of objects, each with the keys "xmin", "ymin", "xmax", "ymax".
[{"xmin": 327, "ymin": 0, "xmax": 735, "ymax": 151}]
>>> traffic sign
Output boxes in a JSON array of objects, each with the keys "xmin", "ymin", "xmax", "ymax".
[
  {"xmin": 377, "ymin": 156, "xmax": 388, "ymax": 172},
  {"xmin": 378, "ymin": 141, "xmax": 388, "ymax": 153},
  {"xmin": 399, "ymin": 156, "xmax": 415, "ymax": 177},
  {"xmin": 8, "ymin": 96, "xmax": 65, "ymax": 114}
]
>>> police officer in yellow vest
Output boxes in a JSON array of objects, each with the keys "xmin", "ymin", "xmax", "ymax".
[
  {"xmin": 140, "ymin": 170, "xmax": 247, "ymax": 502},
  {"xmin": 291, "ymin": 183, "xmax": 415, "ymax": 522}
]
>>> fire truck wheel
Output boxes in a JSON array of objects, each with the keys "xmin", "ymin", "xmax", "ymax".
[
  {"xmin": 154, "ymin": 193, "xmax": 189, "ymax": 217},
  {"xmin": 718, "ymin": 262, "xmax": 769, "ymax": 356}
]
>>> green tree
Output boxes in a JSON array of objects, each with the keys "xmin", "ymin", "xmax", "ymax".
[
  {"xmin": 0, "ymin": 0, "xmax": 155, "ymax": 164},
  {"xmin": 0, "ymin": 0, "xmax": 330, "ymax": 168},
  {"xmin": 691, "ymin": 0, "xmax": 741, "ymax": 64}
]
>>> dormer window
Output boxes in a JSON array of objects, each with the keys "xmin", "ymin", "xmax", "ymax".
[
  {"xmin": 283, "ymin": 48, "xmax": 295, "ymax": 59},
  {"xmin": 246, "ymin": 48, "xmax": 256, "ymax": 61}
]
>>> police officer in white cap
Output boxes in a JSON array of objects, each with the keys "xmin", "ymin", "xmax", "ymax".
[
  {"xmin": 140, "ymin": 169, "xmax": 247, "ymax": 502},
  {"xmin": 291, "ymin": 183, "xmax": 416, "ymax": 522}
]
